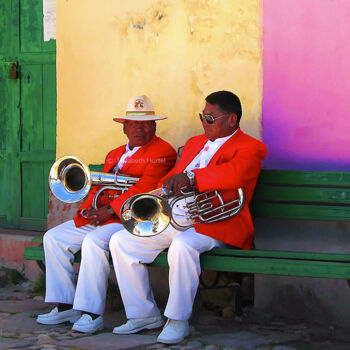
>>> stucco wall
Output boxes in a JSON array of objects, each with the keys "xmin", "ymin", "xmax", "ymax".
[
  {"xmin": 262, "ymin": 0, "xmax": 350, "ymax": 171},
  {"xmin": 56, "ymin": 0, "xmax": 262, "ymax": 163}
]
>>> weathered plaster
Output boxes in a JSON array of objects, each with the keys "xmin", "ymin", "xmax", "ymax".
[{"xmin": 56, "ymin": 0, "xmax": 262, "ymax": 163}]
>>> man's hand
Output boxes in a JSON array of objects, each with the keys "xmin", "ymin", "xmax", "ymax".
[
  {"xmin": 84, "ymin": 205, "xmax": 114, "ymax": 226},
  {"xmin": 162, "ymin": 173, "xmax": 192, "ymax": 196}
]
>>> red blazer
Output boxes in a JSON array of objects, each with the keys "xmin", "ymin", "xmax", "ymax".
[
  {"xmin": 160, "ymin": 129, "xmax": 267, "ymax": 249},
  {"xmin": 74, "ymin": 135, "xmax": 177, "ymax": 227}
]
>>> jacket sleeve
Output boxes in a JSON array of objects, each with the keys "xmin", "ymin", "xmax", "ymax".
[
  {"xmin": 194, "ymin": 142, "xmax": 267, "ymax": 192},
  {"xmin": 110, "ymin": 147, "xmax": 177, "ymax": 217}
]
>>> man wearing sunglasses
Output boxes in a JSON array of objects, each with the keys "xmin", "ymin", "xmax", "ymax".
[{"xmin": 109, "ymin": 91, "xmax": 267, "ymax": 344}]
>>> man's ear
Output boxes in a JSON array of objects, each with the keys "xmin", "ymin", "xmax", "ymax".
[
  {"xmin": 229, "ymin": 113, "xmax": 238, "ymax": 127},
  {"xmin": 123, "ymin": 122, "xmax": 127, "ymax": 135}
]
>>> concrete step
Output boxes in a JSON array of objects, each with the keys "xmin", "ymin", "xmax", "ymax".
[{"xmin": 0, "ymin": 228, "xmax": 44, "ymax": 282}]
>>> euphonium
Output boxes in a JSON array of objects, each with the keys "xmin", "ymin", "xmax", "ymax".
[
  {"xmin": 49, "ymin": 156, "xmax": 139, "ymax": 208},
  {"xmin": 120, "ymin": 186, "xmax": 245, "ymax": 237}
]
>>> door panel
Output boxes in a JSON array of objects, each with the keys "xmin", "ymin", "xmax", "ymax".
[
  {"xmin": 21, "ymin": 64, "xmax": 44, "ymax": 152},
  {"xmin": 0, "ymin": 63, "xmax": 10, "ymax": 151},
  {"xmin": 43, "ymin": 64, "xmax": 56, "ymax": 151},
  {"xmin": 0, "ymin": 63, "xmax": 10, "ymax": 223},
  {"xmin": 21, "ymin": 160, "xmax": 52, "ymax": 229},
  {"xmin": 20, "ymin": 0, "xmax": 55, "ymax": 53},
  {"xmin": 0, "ymin": 2, "xmax": 11, "ymax": 55},
  {"xmin": 0, "ymin": 0, "xmax": 56, "ymax": 231},
  {"xmin": 0, "ymin": 61, "xmax": 20, "ymax": 227}
]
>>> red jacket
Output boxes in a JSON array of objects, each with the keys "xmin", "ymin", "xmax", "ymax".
[
  {"xmin": 160, "ymin": 129, "xmax": 267, "ymax": 249},
  {"xmin": 74, "ymin": 135, "xmax": 177, "ymax": 227}
]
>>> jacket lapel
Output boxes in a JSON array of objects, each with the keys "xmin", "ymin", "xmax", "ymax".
[
  {"xmin": 120, "ymin": 135, "xmax": 158, "ymax": 174},
  {"xmin": 207, "ymin": 129, "xmax": 242, "ymax": 166},
  {"xmin": 104, "ymin": 146, "xmax": 126, "ymax": 173},
  {"xmin": 177, "ymin": 135, "xmax": 207, "ymax": 172}
]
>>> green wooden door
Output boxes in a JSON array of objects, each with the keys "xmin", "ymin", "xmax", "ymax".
[{"xmin": 0, "ymin": 0, "xmax": 56, "ymax": 231}]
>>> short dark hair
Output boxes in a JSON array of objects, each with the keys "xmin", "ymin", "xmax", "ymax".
[{"xmin": 205, "ymin": 91, "xmax": 242, "ymax": 124}]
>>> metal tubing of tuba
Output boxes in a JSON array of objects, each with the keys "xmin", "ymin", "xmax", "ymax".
[
  {"xmin": 120, "ymin": 187, "xmax": 245, "ymax": 237},
  {"xmin": 49, "ymin": 156, "xmax": 139, "ymax": 206}
]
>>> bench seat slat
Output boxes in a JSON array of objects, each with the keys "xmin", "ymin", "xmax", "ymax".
[
  {"xmin": 32, "ymin": 236, "xmax": 44, "ymax": 243},
  {"xmin": 251, "ymin": 202, "xmax": 350, "ymax": 221},
  {"xmin": 207, "ymin": 248, "xmax": 350, "ymax": 261},
  {"xmin": 24, "ymin": 247, "xmax": 81, "ymax": 261},
  {"xmin": 24, "ymin": 246, "xmax": 350, "ymax": 263},
  {"xmin": 24, "ymin": 247, "xmax": 45, "ymax": 260},
  {"xmin": 198, "ymin": 255, "xmax": 350, "ymax": 279},
  {"xmin": 24, "ymin": 246, "xmax": 350, "ymax": 279},
  {"xmin": 150, "ymin": 253, "xmax": 350, "ymax": 279}
]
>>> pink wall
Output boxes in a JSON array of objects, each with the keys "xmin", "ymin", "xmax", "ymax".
[{"xmin": 262, "ymin": 0, "xmax": 350, "ymax": 171}]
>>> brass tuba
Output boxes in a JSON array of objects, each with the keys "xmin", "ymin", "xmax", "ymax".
[
  {"xmin": 49, "ymin": 156, "xmax": 139, "ymax": 208},
  {"xmin": 120, "ymin": 186, "xmax": 245, "ymax": 237}
]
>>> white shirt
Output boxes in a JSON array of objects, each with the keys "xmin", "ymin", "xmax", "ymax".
[
  {"xmin": 112, "ymin": 143, "xmax": 140, "ymax": 174},
  {"xmin": 185, "ymin": 130, "xmax": 238, "ymax": 171}
]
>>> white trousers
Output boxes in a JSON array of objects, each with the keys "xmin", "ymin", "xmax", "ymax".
[
  {"xmin": 109, "ymin": 225, "xmax": 225, "ymax": 321},
  {"xmin": 43, "ymin": 219, "xmax": 124, "ymax": 315}
]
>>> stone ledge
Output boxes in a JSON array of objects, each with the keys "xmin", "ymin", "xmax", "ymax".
[{"xmin": 0, "ymin": 232, "xmax": 43, "ymax": 282}]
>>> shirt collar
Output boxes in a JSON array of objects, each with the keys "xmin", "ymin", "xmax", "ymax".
[
  {"xmin": 207, "ymin": 128, "xmax": 239, "ymax": 144},
  {"xmin": 126, "ymin": 143, "xmax": 140, "ymax": 152}
]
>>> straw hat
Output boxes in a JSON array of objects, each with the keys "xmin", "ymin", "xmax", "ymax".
[{"xmin": 113, "ymin": 95, "xmax": 167, "ymax": 123}]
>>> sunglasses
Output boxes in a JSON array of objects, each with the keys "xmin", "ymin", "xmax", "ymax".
[{"xmin": 198, "ymin": 113, "xmax": 229, "ymax": 124}]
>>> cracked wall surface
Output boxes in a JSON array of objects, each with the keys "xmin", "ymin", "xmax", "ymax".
[{"xmin": 56, "ymin": 0, "xmax": 262, "ymax": 162}]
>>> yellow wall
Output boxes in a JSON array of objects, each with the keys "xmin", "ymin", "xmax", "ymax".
[{"xmin": 57, "ymin": 0, "xmax": 262, "ymax": 163}]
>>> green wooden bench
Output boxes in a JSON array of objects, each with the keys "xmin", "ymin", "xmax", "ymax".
[{"xmin": 24, "ymin": 169, "xmax": 350, "ymax": 313}]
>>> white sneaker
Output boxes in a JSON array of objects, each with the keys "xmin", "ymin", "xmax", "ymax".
[
  {"xmin": 113, "ymin": 315, "xmax": 164, "ymax": 335},
  {"xmin": 157, "ymin": 319, "xmax": 189, "ymax": 344},
  {"xmin": 72, "ymin": 314, "xmax": 104, "ymax": 333},
  {"xmin": 37, "ymin": 307, "xmax": 82, "ymax": 325}
]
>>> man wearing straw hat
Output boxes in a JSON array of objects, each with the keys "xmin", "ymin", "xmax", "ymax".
[{"xmin": 36, "ymin": 95, "xmax": 177, "ymax": 334}]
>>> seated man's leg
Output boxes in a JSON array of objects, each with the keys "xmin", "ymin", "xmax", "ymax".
[
  {"xmin": 38, "ymin": 220, "xmax": 95, "ymax": 324},
  {"xmin": 110, "ymin": 228, "xmax": 174, "ymax": 334},
  {"xmin": 165, "ymin": 227, "xmax": 224, "ymax": 321},
  {"xmin": 158, "ymin": 227, "xmax": 224, "ymax": 344},
  {"xmin": 72, "ymin": 222, "xmax": 124, "ymax": 333}
]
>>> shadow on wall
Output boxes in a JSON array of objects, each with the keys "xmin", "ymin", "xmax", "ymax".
[{"xmin": 254, "ymin": 218, "xmax": 350, "ymax": 327}]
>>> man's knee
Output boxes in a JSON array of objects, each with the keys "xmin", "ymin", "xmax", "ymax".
[
  {"xmin": 168, "ymin": 236, "xmax": 195, "ymax": 258},
  {"xmin": 82, "ymin": 230, "xmax": 108, "ymax": 251},
  {"xmin": 43, "ymin": 226, "xmax": 59, "ymax": 247},
  {"xmin": 109, "ymin": 232, "xmax": 122, "ymax": 251}
]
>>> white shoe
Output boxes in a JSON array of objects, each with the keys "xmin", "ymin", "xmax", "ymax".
[
  {"xmin": 157, "ymin": 319, "xmax": 189, "ymax": 344},
  {"xmin": 72, "ymin": 314, "xmax": 104, "ymax": 333},
  {"xmin": 37, "ymin": 307, "xmax": 82, "ymax": 325},
  {"xmin": 113, "ymin": 315, "xmax": 164, "ymax": 335}
]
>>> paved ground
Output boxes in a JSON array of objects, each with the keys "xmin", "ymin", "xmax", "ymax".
[{"xmin": 1, "ymin": 283, "xmax": 350, "ymax": 350}]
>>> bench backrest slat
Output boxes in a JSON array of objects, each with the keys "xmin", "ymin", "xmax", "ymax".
[
  {"xmin": 254, "ymin": 186, "xmax": 350, "ymax": 205},
  {"xmin": 252, "ymin": 169, "xmax": 350, "ymax": 221},
  {"xmin": 258, "ymin": 169, "xmax": 350, "ymax": 187},
  {"xmin": 251, "ymin": 202, "xmax": 350, "ymax": 221}
]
